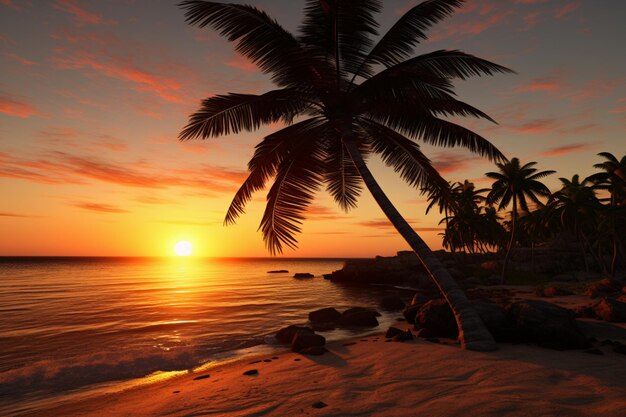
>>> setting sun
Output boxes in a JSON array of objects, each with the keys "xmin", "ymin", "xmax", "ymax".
[{"xmin": 174, "ymin": 240, "xmax": 192, "ymax": 257}]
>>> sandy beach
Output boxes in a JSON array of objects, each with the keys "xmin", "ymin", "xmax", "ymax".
[{"xmin": 25, "ymin": 323, "xmax": 626, "ymax": 417}]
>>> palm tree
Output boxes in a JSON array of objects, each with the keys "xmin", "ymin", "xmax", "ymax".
[
  {"xmin": 547, "ymin": 175, "xmax": 602, "ymax": 272},
  {"xmin": 486, "ymin": 158, "xmax": 554, "ymax": 282},
  {"xmin": 178, "ymin": 0, "xmax": 514, "ymax": 351},
  {"xmin": 587, "ymin": 152, "xmax": 626, "ymax": 273}
]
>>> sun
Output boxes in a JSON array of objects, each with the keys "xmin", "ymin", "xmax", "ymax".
[{"xmin": 174, "ymin": 240, "xmax": 193, "ymax": 257}]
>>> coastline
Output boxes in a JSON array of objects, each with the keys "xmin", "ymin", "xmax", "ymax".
[{"xmin": 20, "ymin": 330, "xmax": 626, "ymax": 417}]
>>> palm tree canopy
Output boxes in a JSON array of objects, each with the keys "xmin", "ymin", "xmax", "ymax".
[
  {"xmin": 486, "ymin": 157, "xmax": 555, "ymax": 213},
  {"xmin": 179, "ymin": 0, "xmax": 513, "ymax": 254},
  {"xmin": 586, "ymin": 152, "xmax": 626, "ymax": 206}
]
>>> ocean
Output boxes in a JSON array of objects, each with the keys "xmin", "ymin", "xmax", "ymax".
[{"xmin": 0, "ymin": 257, "xmax": 408, "ymax": 415}]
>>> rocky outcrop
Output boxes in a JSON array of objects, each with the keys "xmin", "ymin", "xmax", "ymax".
[
  {"xmin": 308, "ymin": 307, "xmax": 341, "ymax": 323},
  {"xmin": 592, "ymin": 298, "xmax": 626, "ymax": 322},
  {"xmin": 414, "ymin": 299, "xmax": 458, "ymax": 339},
  {"xmin": 379, "ymin": 295, "xmax": 405, "ymax": 311},
  {"xmin": 507, "ymin": 300, "xmax": 590, "ymax": 350},
  {"xmin": 275, "ymin": 325, "xmax": 314, "ymax": 344},
  {"xmin": 291, "ymin": 333, "xmax": 326, "ymax": 353},
  {"xmin": 339, "ymin": 307, "xmax": 380, "ymax": 327}
]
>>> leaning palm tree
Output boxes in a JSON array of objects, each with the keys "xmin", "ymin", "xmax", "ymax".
[
  {"xmin": 179, "ymin": 0, "xmax": 514, "ymax": 351},
  {"xmin": 486, "ymin": 158, "xmax": 554, "ymax": 282}
]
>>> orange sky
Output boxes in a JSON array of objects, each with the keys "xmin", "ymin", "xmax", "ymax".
[{"xmin": 1, "ymin": 0, "xmax": 625, "ymax": 257}]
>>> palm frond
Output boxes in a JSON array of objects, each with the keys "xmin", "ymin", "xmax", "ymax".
[
  {"xmin": 258, "ymin": 122, "xmax": 329, "ymax": 254},
  {"xmin": 353, "ymin": 0, "xmax": 464, "ymax": 78},
  {"xmin": 358, "ymin": 118, "xmax": 450, "ymax": 194},
  {"xmin": 324, "ymin": 135, "xmax": 363, "ymax": 211},
  {"xmin": 224, "ymin": 118, "xmax": 325, "ymax": 225},
  {"xmin": 179, "ymin": 1, "xmax": 317, "ymax": 87},
  {"xmin": 367, "ymin": 110, "xmax": 505, "ymax": 162},
  {"xmin": 179, "ymin": 89, "xmax": 307, "ymax": 140}
]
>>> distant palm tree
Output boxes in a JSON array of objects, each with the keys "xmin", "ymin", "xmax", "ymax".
[
  {"xmin": 548, "ymin": 175, "xmax": 601, "ymax": 272},
  {"xmin": 486, "ymin": 158, "xmax": 554, "ymax": 282},
  {"xmin": 179, "ymin": 0, "xmax": 513, "ymax": 351},
  {"xmin": 587, "ymin": 152, "xmax": 626, "ymax": 273}
]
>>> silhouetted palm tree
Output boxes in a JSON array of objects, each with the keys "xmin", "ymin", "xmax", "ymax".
[
  {"xmin": 179, "ymin": 0, "xmax": 513, "ymax": 351},
  {"xmin": 547, "ymin": 175, "xmax": 601, "ymax": 272},
  {"xmin": 587, "ymin": 152, "xmax": 626, "ymax": 273},
  {"xmin": 486, "ymin": 158, "xmax": 554, "ymax": 282}
]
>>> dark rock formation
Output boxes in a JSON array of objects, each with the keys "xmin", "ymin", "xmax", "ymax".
[
  {"xmin": 339, "ymin": 308, "xmax": 379, "ymax": 327},
  {"xmin": 507, "ymin": 300, "xmax": 590, "ymax": 350},
  {"xmin": 291, "ymin": 333, "xmax": 326, "ymax": 352},
  {"xmin": 593, "ymin": 298, "xmax": 626, "ymax": 322},
  {"xmin": 267, "ymin": 270, "xmax": 289, "ymax": 273},
  {"xmin": 586, "ymin": 278, "xmax": 623, "ymax": 298},
  {"xmin": 414, "ymin": 299, "xmax": 458, "ymax": 339},
  {"xmin": 534, "ymin": 286, "xmax": 575, "ymax": 298},
  {"xmin": 294, "ymin": 272, "xmax": 314, "ymax": 278},
  {"xmin": 308, "ymin": 307, "xmax": 341, "ymax": 323},
  {"xmin": 276, "ymin": 325, "xmax": 314, "ymax": 344}
]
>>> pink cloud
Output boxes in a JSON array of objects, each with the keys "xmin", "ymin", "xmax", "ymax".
[
  {"xmin": 568, "ymin": 79, "xmax": 622, "ymax": 103},
  {"xmin": 54, "ymin": 0, "xmax": 108, "ymax": 25},
  {"xmin": 541, "ymin": 143, "xmax": 593, "ymax": 157},
  {"xmin": 226, "ymin": 54, "xmax": 257, "ymax": 72},
  {"xmin": 0, "ymin": 150, "xmax": 248, "ymax": 194},
  {"xmin": 515, "ymin": 74, "xmax": 562, "ymax": 93},
  {"xmin": 555, "ymin": 2, "xmax": 580, "ymax": 19},
  {"xmin": 512, "ymin": 118, "xmax": 559, "ymax": 134},
  {"xmin": 0, "ymin": 0, "xmax": 19, "ymax": 9},
  {"xmin": 429, "ymin": 6, "xmax": 512, "ymax": 41},
  {"xmin": 53, "ymin": 52, "xmax": 183, "ymax": 103},
  {"xmin": 4, "ymin": 52, "xmax": 37, "ymax": 66},
  {"xmin": 522, "ymin": 12, "xmax": 540, "ymax": 30},
  {"xmin": 432, "ymin": 152, "xmax": 482, "ymax": 175},
  {"xmin": 72, "ymin": 202, "xmax": 129, "ymax": 213},
  {"xmin": 0, "ymin": 95, "xmax": 39, "ymax": 118},
  {"xmin": 515, "ymin": 0, "xmax": 549, "ymax": 4}
]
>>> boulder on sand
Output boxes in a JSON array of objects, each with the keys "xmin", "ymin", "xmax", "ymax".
[
  {"xmin": 414, "ymin": 299, "xmax": 458, "ymax": 339},
  {"xmin": 309, "ymin": 307, "xmax": 341, "ymax": 323},
  {"xmin": 276, "ymin": 325, "xmax": 314, "ymax": 344},
  {"xmin": 339, "ymin": 307, "xmax": 379, "ymax": 327},
  {"xmin": 291, "ymin": 333, "xmax": 326, "ymax": 352},
  {"xmin": 507, "ymin": 300, "xmax": 590, "ymax": 350},
  {"xmin": 593, "ymin": 298, "xmax": 626, "ymax": 322}
]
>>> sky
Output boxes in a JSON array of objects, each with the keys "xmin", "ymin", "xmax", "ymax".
[{"xmin": 0, "ymin": 0, "xmax": 624, "ymax": 257}]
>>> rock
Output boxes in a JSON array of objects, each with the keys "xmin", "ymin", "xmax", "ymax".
[
  {"xmin": 534, "ymin": 286, "xmax": 575, "ymax": 298},
  {"xmin": 414, "ymin": 299, "xmax": 458, "ymax": 339},
  {"xmin": 551, "ymin": 274, "xmax": 577, "ymax": 283},
  {"xmin": 275, "ymin": 325, "xmax": 314, "ymax": 344},
  {"xmin": 344, "ymin": 306, "xmax": 382, "ymax": 317},
  {"xmin": 586, "ymin": 278, "xmax": 623, "ymax": 298},
  {"xmin": 507, "ymin": 300, "xmax": 590, "ymax": 350},
  {"xmin": 411, "ymin": 293, "xmax": 428, "ymax": 306},
  {"xmin": 379, "ymin": 295, "xmax": 405, "ymax": 311},
  {"xmin": 308, "ymin": 307, "xmax": 341, "ymax": 323},
  {"xmin": 291, "ymin": 333, "xmax": 326, "ymax": 352},
  {"xmin": 310, "ymin": 322, "xmax": 335, "ymax": 331},
  {"xmin": 193, "ymin": 374, "xmax": 210, "ymax": 380},
  {"xmin": 312, "ymin": 401, "xmax": 328, "ymax": 409},
  {"xmin": 573, "ymin": 304, "xmax": 596, "ymax": 319},
  {"xmin": 385, "ymin": 326, "xmax": 405, "ymax": 338},
  {"xmin": 267, "ymin": 270, "xmax": 288, "ymax": 273},
  {"xmin": 392, "ymin": 330, "xmax": 413, "ymax": 342},
  {"xmin": 294, "ymin": 272, "xmax": 314, "ymax": 278},
  {"xmin": 339, "ymin": 308, "xmax": 379, "ymax": 327},
  {"xmin": 243, "ymin": 369, "xmax": 258, "ymax": 375},
  {"xmin": 300, "ymin": 346, "xmax": 327, "ymax": 355},
  {"xmin": 471, "ymin": 300, "xmax": 515, "ymax": 342},
  {"xmin": 480, "ymin": 260, "xmax": 500, "ymax": 272},
  {"xmin": 593, "ymin": 298, "xmax": 626, "ymax": 322}
]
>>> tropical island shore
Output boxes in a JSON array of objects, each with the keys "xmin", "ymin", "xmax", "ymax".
[
  {"xmin": 23, "ymin": 281, "xmax": 626, "ymax": 417},
  {"xmin": 25, "ymin": 328, "xmax": 626, "ymax": 417}
]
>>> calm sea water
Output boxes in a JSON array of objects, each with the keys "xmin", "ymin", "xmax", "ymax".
[{"xmin": 0, "ymin": 257, "xmax": 407, "ymax": 415}]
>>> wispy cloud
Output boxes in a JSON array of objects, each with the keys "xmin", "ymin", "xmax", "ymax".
[
  {"xmin": 0, "ymin": 212, "xmax": 40, "ymax": 218},
  {"xmin": 515, "ymin": 74, "xmax": 562, "ymax": 93},
  {"xmin": 4, "ymin": 52, "xmax": 37, "ymax": 66},
  {"xmin": 512, "ymin": 118, "xmax": 559, "ymax": 134},
  {"xmin": 541, "ymin": 143, "xmax": 594, "ymax": 157},
  {"xmin": 0, "ymin": 150, "xmax": 248, "ymax": 194},
  {"xmin": 54, "ymin": 0, "xmax": 111, "ymax": 25},
  {"xmin": 226, "ymin": 54, "xmax": 257, "ymax": 72},
  {"xmin": 0, "ymin": 94, "xmax": 40, "ymax": 118},
  {"xmin": 72, "ymin": 202, "xmax": 129, "ymax": 213},
  {"xmin": 555, "ymin": 2, "xmax": 580, "ymax": 19},
  {"xmin": 432, "ymin": 152, "xmax": 482, "ymax": 175},
  {"xmin": 305, "ymin": 205, "xmax": 349, "ymax": 221}
]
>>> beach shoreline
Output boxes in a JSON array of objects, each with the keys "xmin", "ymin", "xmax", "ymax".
[{"xmin": 19, "ymin": 328, "xmax": 626, "ymax": 417}]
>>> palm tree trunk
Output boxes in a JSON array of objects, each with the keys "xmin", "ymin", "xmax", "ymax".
[
  {"xmin": 343, "ymin": 138, "xmax": 497, "ymax": 352},
  {"xmin": 501, "ymin": 196, "xmax": 517, "ymax": 284}
]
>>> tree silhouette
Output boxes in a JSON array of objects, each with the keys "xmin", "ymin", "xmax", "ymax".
[
  {"xmin": 179, "ymin": 0, "xmax": 514, "ymax": 351},
  {"xmin": 486, "ymin": 158, "xmax": 554, "ymax": 282}
]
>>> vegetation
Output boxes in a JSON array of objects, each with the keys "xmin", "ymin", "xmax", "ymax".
[
  {"xmin": 178, "ymin": 0, "xmax": 515, "ymax": 351},
  {"xmin": 437, "ymin": 153, "xmax": 626, "ymax": 279}
]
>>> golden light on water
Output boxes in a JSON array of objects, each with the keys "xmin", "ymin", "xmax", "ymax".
[{"xmin": 174, "ymin": 241, "xmax": 193, "ymax": 256}]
